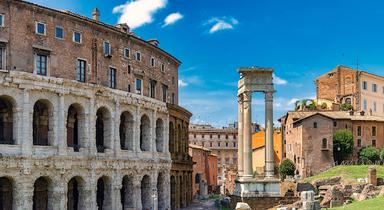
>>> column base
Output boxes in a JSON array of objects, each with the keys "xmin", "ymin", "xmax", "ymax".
[{"xmin": 233, "ymin": 177, "xmax": 281, "ymax": 198}]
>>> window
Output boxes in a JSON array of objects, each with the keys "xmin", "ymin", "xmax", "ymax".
[
  {"xmin": 55, "ymin": 26, "xmax": 64, "ymax": 39},
  {"xmin": 128, "ymin": 65, "xmax": 131, "ymax": 74},
  {"xmin": 128, "ymin": 84, "xmax": 131, "ymax": 92},
  {"xmin": 35, "ymin": 54, "xmax": 47, "ymax": 76},
  {"xmin": 313, "ymin": 122, "xmax": 318, "ymax": 128},
  {"xmin": 76, "ymin": 59, "xmax": 86, "ymax": 82},
  {"xmin": 136, "ymin": 52, "xmax": 141, "ymax": 61},
  {"xmin": 109, "ymin": 67, "xmax": 116, "ymax": 89},
  {"xmin": 103, "ymin": 41, "xmax": 111, "ymax": 55},
  {"xmin": 364, "ymin": 99, "xmax": 367, "ymax": 110},
  {"xmin": 136, "ymin": 79, "xmax": 142, "ymax": 95},
  {"xmin": 225, "ymin": 158, "xmax": 230, "ymax": 164},
  {"xmin": 73, "ymin": 32, "xmax": 82, "ymax": 43},
  {"xmin": 373, "ymin": 84, "xmax": 377, "ymax": 92},
  {"xmin": 202, "ymin": 134, "xmax": 205, "ymax": 138},
  {"xmin": 234, "ymin": 135, "xmax": 236, "ymax": 140},
  {"xmin": 357, "ymin": 126, "xmax": 362, "ymax": 136},
  {"xmin": 218, "ymin": 135, "xmax": 221, "ymax": 139},
  {"xmin": 233, "ymin": 142, "xmax": 236, "ymax": 147},
  {"xmin": 150, "ymin": 80, "xmax": 156, "ymax": 98},
  {"xmin": 357, "ymin": 139, "xmax": 362, "ymax": 147},
  {"xmin": 0, "ymin": 46, "xmax": 5, "ymax": 69},
  {"xmin": 0, "ymin": 14, "xmax": 4, "ymax": 27},
  {"xmin": 161, "ymin": 64, "xmax": 165, "ymax": 72},
  {"xmin": 162, "ymin": 84, "xmax": 167, "ymax": 102},
  {"xmin": 172, "ymin": 93, "xmax": 175, "ymax": 104},
  {"xmin": 193, "ymin": 134, "xmax": 196, "ymax": 138},
  {"xmin": 225, "ymin": 135, "xmax": 228, "ymax": 139},
  {"xmin": 124, "ymin": 48, "xmax": 130, "ymax": 58},
  {"xmin": 218, "ymin": 142, "xmax": 221, "ymax": 147},
  {"xmin": 363, "ymin": 81, "xmax": 368, "ymax": 90},
  {"xmin": 201, "ymin": 141, "xmax": 204, "ymax": 147},
  {"xmin": 372, "ymin": 126, "xmax": 376, "ymax": 136},
  {"xmin": 374, "ymin": 101, "xmax": 377, "ymax": 112},
  {"xmin": 151, "ymin": 57, "xmax": 155, "ymax": 67},
  {"xmin": 226, "ymin": 142, "xmax": 228, "ymax": 147},
  {"xmin": 210, "ymin": 134, "xmax": 212, "ymax": 139},
  {"xmin": 36, "ymin": 22, "xmax": 46, "ymax": 35},
  {"xmin": 333, "ymin": 121, "xmax": 337, "ymax": 127},
  {"xmin": 322, "ymin": 138, "xmax": 327, "ymax": 149},
  {"xmin": 372, "ymin": 139, "xmax": 376, "ymax": 147},
  {"xmin": 210, "ymin": 142, "xmax": 212, "ymax": 147},
  {"xmin": 172, "ymin": 77, "xmax": 175, "ymax": 85}
]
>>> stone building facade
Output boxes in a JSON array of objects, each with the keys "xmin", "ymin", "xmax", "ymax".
[
  {"xmin": 168, "ymin": 104, "xmax": 193, "ymax": 209},
  {"xmin": 0, "ymin": 1, "xmax": 190, "ymax": 210},
  {"xmin": 280, "ymin": 111, "xmax": 384, "ymax": 177},
  {"xmin": 188, "ymin": 144, "xmax": 218, "ymax": 197},
  {"xmin": 316, "ymin": 65, "xmax": 384, "ymax": 115}
]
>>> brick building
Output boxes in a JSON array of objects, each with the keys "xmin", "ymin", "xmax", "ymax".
[
  {"xmin": 189, "ymin": 144, "xmax": 218, "ymax": 197},
  {"xmin": 316, "ymin": 65, "xmax": 384, "ymax": 115},
  {"xmin": 280, "ymin": 111, "xmax": 384, "ymax": 177},
  {"xmin": 0, "ymin": 1, "xmax": 191, "ymax": 210}
]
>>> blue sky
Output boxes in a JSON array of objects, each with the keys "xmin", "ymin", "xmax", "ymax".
[{"xmin": 28, "ymin": 0, "xmax": 384, "ymax": 127}]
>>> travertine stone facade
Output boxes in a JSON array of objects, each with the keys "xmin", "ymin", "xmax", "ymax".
[
  {"xmin": 280, "ymin": 111, "xmax": 384, "ymax": 177},
  {"xmin": 0, "ymin": 1, "xmax": 191, "ymax": 210},
  {"xmin": 168, "ymin": 104, "xmax": 193, "ymax": 210}
]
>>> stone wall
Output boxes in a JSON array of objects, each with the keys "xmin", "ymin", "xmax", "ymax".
[{"xmin": 230, "ymin": 195, "xmax": 299, "ymax": 210}]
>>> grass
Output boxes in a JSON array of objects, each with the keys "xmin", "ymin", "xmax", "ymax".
[
  {"xmin": 305, "ymin": 165, "xmax": 384, "ymax": 183},
  {"xmin": 329, "ymin": 196, "xmax": 384, "ymax": 210}
]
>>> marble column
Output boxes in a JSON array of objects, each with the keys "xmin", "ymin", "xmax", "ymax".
[
  {"xmin": 242, "ymin": 91, "xmax": 253, "ymax": 178},
  {"xmin": 265, "ymin": 91, "xmax": 275, "ymax": 178},
  {"xmin": 237, "ymin": 94, "xmax": 244, "ymax": 177}
]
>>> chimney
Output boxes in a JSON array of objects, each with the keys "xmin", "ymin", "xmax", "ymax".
[
  {"xmin": 148, "ymin": 39, "xmax": 160, "ymax": 47},
  {"xmin": 92, "ymin": 8, "xmax": 100, "ymax": 21}
]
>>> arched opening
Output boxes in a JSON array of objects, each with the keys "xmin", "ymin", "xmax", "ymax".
[
  {"xmin": 170, "ymin": 176, "xmax": 176, "ymax": 210},
  {"xmin": 322, "ymin": 138, "xmax": 328, "ymax": 149},
  {"xmin": 97, "ymin": 176, "xmax": 112, "ymax": 210},
  {"xmin": 96, "ymin": 107, "xmax": 111, "ymax": 153},
  {"xmin": 121, "ymin": 175, "xmax": 134, "ymax": 209},
  {"xmin": 67, "ymin": 176, "xmax": 85, "ymax": 210},
  {"xmin": 179, "ymin": 175, "xmax": 184, "ymax": 207},
  {"xmin": 33, "ymin": 177, "xmax": 51, "ymax": 210},
  {"xmin": 120, "ymin": 111, "xmax": 134, "ymax": 150},
  {"xmin": 156, "ymin": 119, "xmax": 164, "ymax": 152},
  {"xmin": 177, "ymin": 124, "xmax": 182, "ymax": 153},
  {"xmin": 157, "ymin": 173, "xmax": 165, "ymax": 210},
  {"xmin": 67, "ymin": 104, "xmax": 84, "ymax": 152},
  {"xmin": 33, "ymin": 100, "xmax": 52, "ymax": 146},
  {"xmin": 0, "ymin": 96, "xmax": 14, "ymax": 145},
  {"xmin": 140, "ymin": 115, "xmax": 151, "ymax": 151},
  {"xmin": 0, "ymin": 177, "xmax": 13, "ymax": 210},
  {"xmin": 141, "ymin": 175, "xmax": 151, "ymax": 210},
  {"xmin": 169, "ymin": 122, "xmax": 175, "ymax": 153}
]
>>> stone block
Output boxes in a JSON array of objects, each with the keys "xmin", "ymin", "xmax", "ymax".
[{"xmin": 235, "ymin": 202, "xmax": 251, "ymax": 210}]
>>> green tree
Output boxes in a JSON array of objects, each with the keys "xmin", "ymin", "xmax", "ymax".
[
  {"xmin": 380, "ymin": 148, "xmax": 384, "ymax": 162},
  {"xmin": 279, "ymin": 159, "xmax": 295, "ymax": 179},
  {"xmin": 340, "ymin": 103, "xmax": 353, "ymax": 111},
  {"xmin": 333, "ymin": 129, "xmax": 354, "ymax": 164},
  {"xmin": 359, "ymin": 147, "xmax": 380, "ymax": 163}
]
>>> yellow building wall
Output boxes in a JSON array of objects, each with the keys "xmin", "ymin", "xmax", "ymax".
[{"xmin": 252, "ymin": 131, "xmax": 282, "ymax": 173}]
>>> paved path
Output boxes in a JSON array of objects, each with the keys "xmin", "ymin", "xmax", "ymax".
[{"xmin": 181, "ymin": 199, "xmax": 218, "ymax": 210}]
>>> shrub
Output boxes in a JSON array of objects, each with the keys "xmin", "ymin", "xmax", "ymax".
[
  {"xmin": 359, "ymin": 147, "xmax": 380, "ymax": 163},
  {"xmin": 340, "ymin": 103, "xmax": 353, "ymax": 111},
  {"xmin": 333, "ymin": 129, "xmax": 354, "ymax": 163},
  {"xmin": 380, "ymin": 148, "xmax": 384, "ymax": 162},
  {"xmin": 321, "ymin": 102, "xmax": 328, "ymax": 109},
  {"xmin": 279, "ymin": 159, "xmax": 295, "ymax": 179}
]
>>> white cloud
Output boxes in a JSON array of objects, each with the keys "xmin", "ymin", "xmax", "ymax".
[
  {"xmin": 273, "ymin": 74, "xmax": 288, "ymax": 85},
  {"xmin": 163, "ymin": 12, "xmax": 183, "ymax": 27},
  {"xmin": 178, "ymin": 79, "xmax": 188, "ymax": 87},
  {"xmin": 204, "ymin": 17, "xmax": 239, "ymax": 34},
  {"xmin": 113, "ymin": 0, "xmax": 167, "ymax": 29},
  {"xmin": 288, "ymin": 98, "xmax": 299, "ymax": 105}
]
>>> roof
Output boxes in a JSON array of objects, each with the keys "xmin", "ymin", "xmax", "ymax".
[
  {"xmin": 315, "ymin": 65, "xmax": 384, "ymax": 81},
  {"xmin": 16, "ymin": 0, "xmax": 181, "ymax": 64},
  {"xmin": 189, "ymin": 144, "xmax": 212, "ymax": 152}
]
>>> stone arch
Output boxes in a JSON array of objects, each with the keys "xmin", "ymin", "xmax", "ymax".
[
  {"xmin": 96, "ymin": 107, "xmax": 112, "ymax": 153},
  {"xmin": 67, "ymin": 104, "xmax": 85, "ymax": 152},
  {"xmin": 141, "ymin": 175, "xmax": 152, "ymax": 210},
  {"xmin": 33, "ymin": 176, "xmax": 53, "ymax": 210},
  {"xmin": 156, "ymin": 118, "xmax": 164, "ymax": 152},
  {"xmin": 120, "ymin": 111, "xmax": 134, "ymax": 150},
  {"xmin": 0, "ymin": 177, "xmax": 13, "ymax": 210},
  {"xmin": 33, "ymin": 99, "xmax": 53, "ymax": 146},
  {"xmin": 157, "ymin": 173, "xmax": 166, "ymax": 210},
  {"xmin": 121, "ymin": 175, "xmax": 134, "ymax": 209},
  {"xmin": 0, "ymin": 95, "xmax": 16, "ymax": 145},
  {"xmin": 96, "ymin": 176, "xmax": 112, "ymax": 210},
  {"xmin": 169, "ymin": 121, "xmax": 175, "ymax": 153},
  {"xmin": 140, "ymin": 114, "xmax": 151, "ymax": 151},
  {"xmin": 170, "ymin": 175, "xmax": 176, "ymax": 210},
  {"xmin": 67, "ymin": 176, "xmax": 86, "ymax": 210}
]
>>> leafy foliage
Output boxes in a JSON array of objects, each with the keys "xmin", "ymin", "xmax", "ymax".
[
  {"xmin": 340, "ymin": 103, "xmax": 353, "ymax": 111},
  {"xmin": 380, "ymin": 148, "xmax": 384, "ymax": 162},
  {"xmin": 333, "ymin": 129, "xmax": 354, "ymax": 163},
  {"xmin": 359, "ymin": 147, "xmax": 380, "ymax": 163},
  {"xmin": 321, "ymin": 102, "xmax": 328, "ymax": 109},
  {"xmin": 279, "ymin": 159, "xmax": 296, "ymax": 179}
]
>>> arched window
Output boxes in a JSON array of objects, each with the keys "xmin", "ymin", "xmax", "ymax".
[
  {"xmin": 0, "ymin": 177, "xmax": 13, "ymax": 210},
  {"xmin": 157, "ymin": 173, "xmax": 165, "ymax": 210},
  {"xmin": 170, "ymin": 176, "xmax": 176, "ymax": 210},
  {"xmin": 141, "ymin": 175, "xmax": 151, "ymax": 210},
  {"xmin": 169, "ymin": 122, "xmax": 175, "ymax": 153},
  {"xmin": 120, "ymin": 111, "xmax": 134, "ymax": 150},
  {"xmin": 67, "ymin": 104, "xmax": 84, "ymax": 152},
  {"xmin": 140, "ymin": 115, "xmax": 151, "ymax": 151},
  {"xmin": 96, "ymin": 107, "xmax": 111, "ymax": 153},
  {"xmin": 156, "ymin": 118, "xmax": 164, "ymax": 152},
  {"xmin": 0, "ymin": 96, "xmax": 15, "ymax": 145},
  {"xmin": 97, "ymin": 176, "xmax": 112, "ymax": 210},
  {"xmin": 33, "ymin": 100, "xmax": 53, "ymax": 146},
  {"xmin": 67, "ymin": 176, "xmax": 86, "ymax": 210},
  {"xmin": 33, "ymin": 177, "xmax": 51, "ymax": 210},
  {"xmin": 322, "ymin": 138, "xmax": 328, "ymax": 149},
  {"xmin": 121, "ymin": 175, "xmax": 134, "ymax": 209}
]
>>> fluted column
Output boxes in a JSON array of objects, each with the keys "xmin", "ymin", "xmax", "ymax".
[
  {"xmin": 242, "ymin": 91, "xmax": 253, "ymax": 178},
  {"xmin": 237, "ymin": 94, "xmax": 244, "ymax": 177},
  {"xmin": 265, "ymin": 91, "xmax": 275, "ymax": 178}
]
